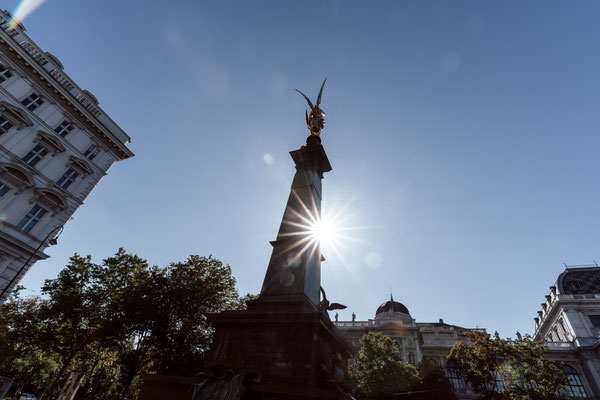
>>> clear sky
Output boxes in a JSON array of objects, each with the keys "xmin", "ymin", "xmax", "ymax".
[{"xmin": 7, "ymin": 0, "xmax": 600, "ymax": 337}]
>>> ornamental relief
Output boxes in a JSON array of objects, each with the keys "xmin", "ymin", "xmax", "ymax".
[
  {"xmin": 0, "ymin": 164, "xmax": 34, "ymax": 192},
  {"xmin": 0, "ymin": 101, "xmax": 33, "ymax": 128},
  {"xmin": 68, "ymin": 155, "xmax": 93, "ymax": 175},
  {"xmin": 31, "ymin": 188, "xmax": 67, "ymax": 214}
]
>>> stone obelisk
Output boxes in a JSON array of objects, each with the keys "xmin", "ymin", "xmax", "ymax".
[
  {"xmin": 205, "ymin": 80, "xmax": 354, "ymax": 399},
  {"xmin": 259, "ymin": 133, "xmax": 330, "ymax": 309}
]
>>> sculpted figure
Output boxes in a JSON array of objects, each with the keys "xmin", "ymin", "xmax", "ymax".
[{"xmin": 296, "ymin": 78, "xmax": 327, "ymax": 136}]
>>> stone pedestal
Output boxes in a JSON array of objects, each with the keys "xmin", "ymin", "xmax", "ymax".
[{"xmin": 207, "ymin": 296, "xmax": 353, "ymax": 399}]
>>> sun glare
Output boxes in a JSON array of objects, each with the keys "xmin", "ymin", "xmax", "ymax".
[
  {"xmin": 309, "ymin": 217, "xmax": 338, "ymax": 248},
  {"xmin": 9, "ymin": 0, "xmax": 46, "ymax": 30}
]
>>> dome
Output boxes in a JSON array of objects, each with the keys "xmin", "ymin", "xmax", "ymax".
[{"xmin": 375, "ymin": 295, "xmax": 410, "ymax": 316}]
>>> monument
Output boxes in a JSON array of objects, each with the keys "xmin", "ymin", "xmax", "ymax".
[
  {"xmin": 200, "ymin": 79, "xmax": 354, "ymax": 399},
  {"xmin": 139, "ymin": 80, "xmax": 354, "ymax": 400}
]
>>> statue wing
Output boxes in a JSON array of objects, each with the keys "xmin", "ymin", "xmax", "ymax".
[
  {"xmin": 328, "ymin": 303, "xmax": 347, "ymax": 311},
  {"xmin": 295, "ymin": 89, "xmax": 315, "ymax": 110},
  {"xmin": 316, "ymin": 78, "xmax": 327, "ymax": 107}
]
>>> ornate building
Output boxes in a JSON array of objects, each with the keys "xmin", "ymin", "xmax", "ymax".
[
  {"xmin": 534, "ymin": 265, "xmax": 600, "ymax": 398},
  {"xmin": 0, "ymin": 10, "xmax": 133, "ymax": 301},
  {"xmin": 334, "ymin": 296, "xmax": 481, "ymax": 398}
]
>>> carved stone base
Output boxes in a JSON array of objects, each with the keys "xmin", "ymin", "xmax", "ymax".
[
  {"xmin": 206, "ymin": 295, "xmax": 354, "ymax": 399},
  {"xmin": 138, "ymin": 374, "xmax": 207, "ymax": 400}
]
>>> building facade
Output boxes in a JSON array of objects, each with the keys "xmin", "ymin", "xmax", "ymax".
[
  {"xmin": 534, "ymin": 265, "xmax": 600, "ymax": 398},
  {"xmin": 334, "ymin": 296, "xmax": 481, "ymax": 398},
  {"xmin": 0, "ymin": 10, "xmax": 133, "ymax": 301}
]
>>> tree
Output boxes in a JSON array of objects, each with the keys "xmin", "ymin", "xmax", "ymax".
[
  {"xmin": 0, "ymin": 250, "xmax": 246, "ymax": 400},
  {"xmin": 0, "ymin": 292, "xmax": 59, "ymax": 397},
  {"xmin": 106, "ymin": 255, "xmax": 241, "ymax": 399},
  {"xmin": 447, "ymin": 330, "xmax": 566, "ymax": 400},
  {"xmin": 410, "ymin": 361, "xmax": 457, "ymax": 400},
  {"xmin": 348, "ymin": 332, "xmax": 420, "ymax": 398}
]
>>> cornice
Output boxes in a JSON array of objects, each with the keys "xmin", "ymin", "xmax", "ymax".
[
  {"xmin": 0, "ymin": 225, "xmax": 49, "ymax": 260},
  {"xmin": 535, "ymin": 297, "xmax": 600, "ymax": 338},
  {"xmin": 0, "ymin": 31, "xmax": 133, "ymax": 160}
]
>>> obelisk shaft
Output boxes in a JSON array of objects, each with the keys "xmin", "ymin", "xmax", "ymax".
[{"xmin": 259, "ymin": 136, "xmax": 332, "ymax": 308}]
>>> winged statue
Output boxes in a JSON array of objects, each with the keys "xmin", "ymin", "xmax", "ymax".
[{"xmin": 296, "ymin": 78, "xmax": 327, "ymax": 136}]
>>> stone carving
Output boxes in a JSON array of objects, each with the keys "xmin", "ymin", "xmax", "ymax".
[
  {"xmin": 191, "ymin": 367, "xmax": 260, "ymax": 400},
  {"xmin": 296, "ymin": 78, "xmax": 327, "ymax": 136}
]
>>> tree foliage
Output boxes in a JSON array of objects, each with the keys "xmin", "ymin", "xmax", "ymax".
[
  {"xmin": 447, "ymin": 330, "xmax": 566, "ymax": 400},
  {"xmin": 0, "ymin": 249, "xmax": 246, "ymax": 400},
  {"xmin": 348, "ymin": 332, "xmax": 420, "ymax": 398}
]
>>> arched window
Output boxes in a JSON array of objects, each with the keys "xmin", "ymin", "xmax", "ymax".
[
  {"xmin": 561, "ymin": 365, "xmax": 587, "ymax": 398},
  {"xmin": 427, "ymin": 358, "xmax": 439, "ymax": 367},
  {"xmin": 445, "ymin": 361, "xmax": 465, "ymax": 390}
]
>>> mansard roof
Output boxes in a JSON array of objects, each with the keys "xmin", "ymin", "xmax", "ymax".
[{"xmin": 558, "ymin": 267, "xmax": 600, "ymax": 295}]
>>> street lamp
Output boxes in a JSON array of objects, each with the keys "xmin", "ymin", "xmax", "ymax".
[{"xmin": 0, "ymin": 224, "xmax": 65, "ymax": 300}]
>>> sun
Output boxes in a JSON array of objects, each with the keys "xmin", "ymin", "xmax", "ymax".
[{"xmin": 309, "ymin": 217, "xmax": 339, "ymax": 248}]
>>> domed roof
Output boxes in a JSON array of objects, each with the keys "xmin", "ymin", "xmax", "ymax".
[
  {"xmin": 559, "ymin": 267, "xmax": 600, "ymax": 294},
  {"xmin": 376, "ymin": 295, "xmax": 410, "ymax": 316}
]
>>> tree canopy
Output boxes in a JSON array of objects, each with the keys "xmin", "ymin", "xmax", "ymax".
[
  {"xmin": 348, "ymin": 332, "xmax": 420, "ymax": 398},
  {"xmin": 0, "ymin": 249, "xmax": 247, "ymax": 400},
  {"xmin": 447, "ymin": 330, "xmax": 566, "ymax": 400}
]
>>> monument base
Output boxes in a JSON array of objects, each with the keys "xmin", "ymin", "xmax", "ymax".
[{"xmin": 203, "ymin": 295, "xmax": 354, "ymax": 399}]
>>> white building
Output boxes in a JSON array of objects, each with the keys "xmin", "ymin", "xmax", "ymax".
[
  {"xmin": 0, "ymin": 10, "xmax": 133, "ymax": 302},
  {"xmin": 334, "ymin": 296, "xmax": 482, "ymax": 398},
  {"xmin": 534, "ymin": 265, "xmax": 600, "ymax": 398}
]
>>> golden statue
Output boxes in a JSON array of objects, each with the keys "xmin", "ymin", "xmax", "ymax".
[{"xmin": 296, "ymin": 78, "xmax": 327, "ymax": 136}]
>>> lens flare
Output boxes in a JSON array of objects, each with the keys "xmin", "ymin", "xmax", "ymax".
[{"xmin": 8, "ymin": 0, "xmax": 46, "ymax": 31}]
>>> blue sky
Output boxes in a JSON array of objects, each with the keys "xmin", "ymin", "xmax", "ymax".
[{"xmin": 8, "ymin": 0, "xmax": 600, "ymax": 337}]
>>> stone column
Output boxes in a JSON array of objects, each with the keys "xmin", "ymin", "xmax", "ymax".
[{"xmin": 260, "ymin": 135, "xmax": 331, "ymax": 308}]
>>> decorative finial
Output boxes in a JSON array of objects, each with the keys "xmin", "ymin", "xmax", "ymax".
[
  {"xmin": 390, "ymin": 290, "xmax": 394, "ymax": 302},
  {"xmin": 296, "ymin": 78, "xmax": 327, "ymax": 136}
]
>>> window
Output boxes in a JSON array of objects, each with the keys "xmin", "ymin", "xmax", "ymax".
[
  {"xmin": 56, "ymin": 167, "xmax": 79, "ymax": 189},
  {"xmin": 20, "ymin": 93, "xmax": 43, "ymax": 111},
  {"xmin": 589, "ymin": 315, "xmax": 600, "ymax": 328},
  {"xmin": 0, "ymin": 65, "xmax": 12, "ymax": 83},
  {"xmin": 0, "ymin": 116, "xmax": 14, "ymax": 134},
  {"xmin": 446, "ymin": 361, "xmax": 465, "ymax": 390},
  {"xmin": 492, "ymin": 370, "xmax": 506, "ymax": 392},
  {"xmin": 83, "ymin": 144, "xmax": 99, "ymax": 160},
  {"xmin": 0, "ymin": 182, "xmax": 10, "ymax": 197},
  {"xmin": 407, "ymin": 352, "xmax": 415, "ymax": 365},
  {"xmin": 559, "ymin": 319, "xmax": 569, "ymax": 336},
  {"xmin": 16, "ymin": 204, "xmax": 46, "ymax": 233},
  {"xmin": 22, "ymin": 144, "xmax": 49, "ymax": 167},
  {"xmin": 54, "ymin": 120, "xmax": 73, "ymax": 137},
  {"xmin": 561, "ymin": 365, "xmax": 587, "ymax": 398}
]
